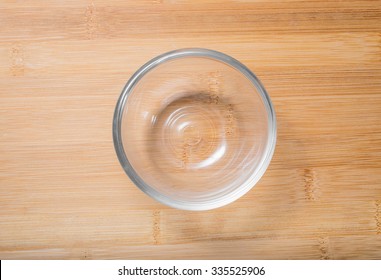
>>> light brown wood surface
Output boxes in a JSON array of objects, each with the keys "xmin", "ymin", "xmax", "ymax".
[{"xmin": 1, "ymin": 0, "xmax": 381, "ymax": 260}]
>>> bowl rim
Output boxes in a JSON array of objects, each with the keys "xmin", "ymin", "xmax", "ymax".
[{"xmin": 113, "ymin": 48, "xmax": 277, "ymax": 211}]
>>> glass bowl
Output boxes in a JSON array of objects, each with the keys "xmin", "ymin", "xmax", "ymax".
[{"xmin": 113, "ymin": 48, "xmax": 276, "ymax": 210}]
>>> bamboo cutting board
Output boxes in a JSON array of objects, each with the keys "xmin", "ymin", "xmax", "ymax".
[{"xmin": 1, "ymin": 0, "xmax": 381, "ymax": 260}]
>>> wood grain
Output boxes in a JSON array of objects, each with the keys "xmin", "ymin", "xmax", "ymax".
[{"xmin": 1, "ymin": 0, "xmax": 381, "ymax": 259}]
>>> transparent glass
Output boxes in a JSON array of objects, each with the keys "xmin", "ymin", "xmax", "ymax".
[{"xmin": 113, "ymin": 49, "xmax": 276, "ymax": 210}]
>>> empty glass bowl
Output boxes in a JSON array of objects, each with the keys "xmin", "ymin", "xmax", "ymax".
[{"xmin": 113, "ymin": 48, "xmax": 276, "ymax": 210}]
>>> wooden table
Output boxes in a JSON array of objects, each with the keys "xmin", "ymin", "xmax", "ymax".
[{"xmin": 1, "ymin": 0, "xmax": 380, "ymax": 260}]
